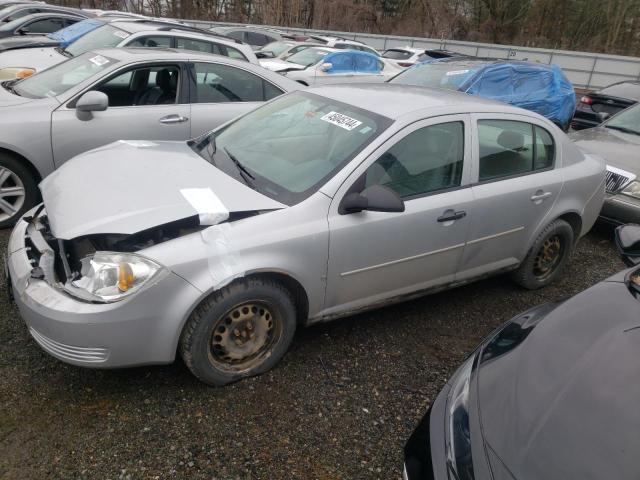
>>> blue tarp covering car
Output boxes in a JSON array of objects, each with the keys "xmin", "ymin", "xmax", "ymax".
[
  {"xmin": 323, "ymin": 50, "xmax": 382, "ymax": 74},
  {"xmin": 47, "ymin": 18, "xmax": 105, "ymax": 48},
  {"xmin": 390, "ymin": 58, "xmax": 576, "ymax": 129}
]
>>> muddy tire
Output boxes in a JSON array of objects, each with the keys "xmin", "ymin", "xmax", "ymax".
[
  {"xmin": 511, "ymin": 219, "xmax": 574, "ymax": 290},
  {"xmin": 179, "ymin": 277, "xmax": 297, "ymax": 386},
  {"xmin": 0, "ymin": 153, "xmax": 39, "ymax": 229}
]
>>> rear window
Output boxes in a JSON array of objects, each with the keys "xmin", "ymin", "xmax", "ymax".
[
  {"xmin": 383, "ymin": 49, "xmax": 412, "ymax": 60},
  {"xmin": 390, "ymin": 62, "xmax": 480, "ymax": 90},
  {"xmin": 600, "ymin": 82, "xmax": 640, "ymax": 101}
]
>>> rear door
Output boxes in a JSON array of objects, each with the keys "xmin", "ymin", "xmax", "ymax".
[
  {"xmin": 188, "ymin": 61, "xmax": 284, "ymax": 137},
  {"xmin": 457, "ymin": 114, "xmax": 562, "ymax": 280},
  {"xmin": 51, "ymin": 61, "xmax": 190, "ymax": 166}
]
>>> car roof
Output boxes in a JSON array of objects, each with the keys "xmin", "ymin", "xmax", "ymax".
[
  {"xmin": 108, "ymin": 19, "xmax": 246, "ymax": 44},
  {"xmin": 8, "ymin": 11, "xmax": 83, "ymax": 21},
  {"xmin": 305, "ymin": 83, "xmax": 527, "ymax": 119},
  {"xmin": 90, "ymin": 46, "xmax": 251, "ymax": 64}
]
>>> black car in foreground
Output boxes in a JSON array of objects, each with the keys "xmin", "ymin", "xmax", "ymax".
[
  {"xmin": 572, "ymin": 81, "xmax": 640, "ymax": 130},
  {"xmin": 404, "ymin": 224, "xmax": 640, "ymax": 480}
]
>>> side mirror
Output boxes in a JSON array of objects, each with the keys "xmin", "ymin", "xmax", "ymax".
[
  {"xmin": 256, "ymin": 50, "xmax": 275, "ymax": 59},
  {"xmin": 320, "ymin": 62, "xmax": 333, "ymax": 72},
  {"xmin": 340, "ymin": 184, "xmax": 405, "ymax": 214},
  {"xmin": 75, "ymin": 91, "xmax": 108, "ymax": 121},
  {"xmin": 615, "ymin": 224, "xmax": 640, "ymax": 266}
]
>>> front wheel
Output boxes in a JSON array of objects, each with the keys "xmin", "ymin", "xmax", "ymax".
[
  {"xmin": 0, "ymin": 154, "xmax": 39, "ymax": 229},
  {"xmin": 511, "ymin": 219, "xmax": 574, "ymax": 290},
  {"xmin": 179, "ymin": 277, "xmax": 297, "ymax": 386}
]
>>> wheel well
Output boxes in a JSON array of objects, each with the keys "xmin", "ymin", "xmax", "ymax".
[
  {"xmin": 0, "ymin": 148, "xmax": 42, "ymax": 186},
  {"xmin": 557, "ymin": 212, "xmax": 582, "ymax": 242},
  {"xmin": 249, "ymin": 272, "xmax": 309, "ymax": 325}
]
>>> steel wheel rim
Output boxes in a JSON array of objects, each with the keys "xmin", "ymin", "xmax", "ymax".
[
  {"xmin": 0, "ymin": 166, "xmax": 25, "ymax": 222},
  {"xmin": 533, "ymin": 234, "xmax": 564, "ymax": 280},
  {"xmin": 208, "ymin": 301, "xmax": 281, "ymax": 373}
]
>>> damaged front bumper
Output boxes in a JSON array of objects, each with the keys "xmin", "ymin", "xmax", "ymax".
[{"xmin": 7, "ymin": 208, "xmax": 203, "ymax": 368}]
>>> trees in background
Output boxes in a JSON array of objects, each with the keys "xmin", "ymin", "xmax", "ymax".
[{"xmin": 58, "ymin": 0, "xmax": 640, "ymax": 56}]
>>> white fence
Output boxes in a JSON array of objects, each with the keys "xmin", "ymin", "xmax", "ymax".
[{"xmin": 182, "ymin": 19, "xmax": 640, "ymax": 90}]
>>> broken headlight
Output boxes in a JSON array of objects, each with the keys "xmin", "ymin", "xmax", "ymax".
[
  {"xmin": 621, "ymin": 181, "xmax": 640, "ymax": 199},
  {"xmin": 63, "ymin": 252, "xmax": 167, "ymax": 303}
]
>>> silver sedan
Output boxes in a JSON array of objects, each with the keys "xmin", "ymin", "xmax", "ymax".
[
  {"xmin": 7, "ymin": 84, "xmax": 605, "ymax": 385},
  {"xmin": 0, "ymin": 47, "xmax": 299, "ymax": 226}
]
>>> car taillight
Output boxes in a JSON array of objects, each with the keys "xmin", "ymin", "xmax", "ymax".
[{"xmin": 580, "ymin": 96, "xmax": 593, "ymax": 105}]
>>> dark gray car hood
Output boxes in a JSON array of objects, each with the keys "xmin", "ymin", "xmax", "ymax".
[
  {"xmin": 477, "ymin": 278, "xmax": 640, "ymax": 480},
  {"xmin": 40, "ymin": 140, "xmax": 286, "ymax": 240},
  {"xmin": 570, "ymin": 126, "xmax": 640, "ymax": 173}
]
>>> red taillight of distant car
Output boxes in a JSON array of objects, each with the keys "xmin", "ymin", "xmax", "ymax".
[{"xmin": 580, "ymin": 96, "xmax": 593, "ymax": 105}]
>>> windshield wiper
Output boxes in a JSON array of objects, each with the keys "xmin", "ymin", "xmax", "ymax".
[
  {"xmin": 55, "ymin": 46, "xmax": 72, "ymax": 58},
  {"xmin": 224, "ymin": 147, "xmax": 256, "ymax": 188},
  {"xmin": 606, "ymin": 125, "xmax": 640, "ymax": 136}
]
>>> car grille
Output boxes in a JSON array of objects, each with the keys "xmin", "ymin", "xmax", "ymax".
[{"xmin": 605, "ymin": 169, "xmax": 632, "ymax": 193}]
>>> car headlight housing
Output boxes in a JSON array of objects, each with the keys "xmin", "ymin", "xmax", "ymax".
[
  {"xmin": 63, "ymin": 252, "xmax": 167, "ymax": 303},
  {"xmin": 445, "ymin": 353, "xmax": 476, "ymax": 480},
  {"xmin": 0, "ymin": 67, "xmax": 35, "ymax": 81},
  {"xmin": 621, "ymin": 181, "xmax": 640, "ymax": 199}
]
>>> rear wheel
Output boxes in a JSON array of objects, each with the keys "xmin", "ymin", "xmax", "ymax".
[
  {"xmin": 179, "ymin": 277, "xmax": 297, "ymax": 386},
  {"xmin": 511, "ymin": 219, "xmax": 574, "ymax": 289},
  {"xmin": 0, "ymin": 154, "xmax": 39, "ymax": 229}
]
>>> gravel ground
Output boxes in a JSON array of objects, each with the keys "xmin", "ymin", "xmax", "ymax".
[{"xmin": 0, "ymin": 223, "xmax": 624, "ymax": 480}]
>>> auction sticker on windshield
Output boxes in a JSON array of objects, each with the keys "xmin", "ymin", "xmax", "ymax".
[
  {"xmin": 445, "ymin": 69, "xmax": 470, "ymax": 76},
  {"xmin": 89, "ymin": 55, "xmax": 110, "ymax": 67},
  {"xmin": 320, "ymin": 111, "xmax": 362, "ymax": 131}
]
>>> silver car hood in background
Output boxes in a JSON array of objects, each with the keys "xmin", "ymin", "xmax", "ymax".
[
  {"xmin": 40, "ymin": 140, "xmax": 286, "ymax": 240},
  {"xmin": 0, "ymin": 46, "xmax": 66, "ymax": 74},
  {"xmin": 570, "ymin": 126, "xmax": 640, "ymax": 174},
  {"xmin": 259, "ymin": 58, "xmax": 307, "ymax": 72}
]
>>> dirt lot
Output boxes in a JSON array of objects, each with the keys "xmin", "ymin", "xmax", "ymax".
[{"xmin": 0, "ymin": 224, "xmax": 624, "ymax": 480}]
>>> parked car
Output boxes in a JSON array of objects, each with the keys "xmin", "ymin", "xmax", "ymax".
[
  {"xmin": 209, "ymin": 25, "xmax": 297, "ymax": 49},
  {"xmin": 381, "ymin": 46, "xmax": 461, "ymax": 68},
  {"xmin": 572, "ymin": 80, "xmax": 640, "ymax": 130},
  {"xmin": 571, "ymin": 103, "xmax": 640, "ymax": 224},
  {"xmin": 390, "ymin": 58, "xmax": 576, "ymax": 130},
  {"xmin": 262, "ymin": 47, "xmax": 401, "ymax": 84},
  {"xmin": 307, "ymin": 35, "xmax": 379, "ymax": 56},
  {"xmin": 0, "ymin": 11, "xmax": 83, "ymax": 39},
  {"xmin": 0, "ymin": 47, "xmax": 299, "ymax": 225},
  {"xmin": 255, "ymin": 40, "xmax": 321, "ymax": 60},
  {"xmin": 6, "ymin": 84, "xmax": 604, "ymax": 385},
  {"xmin": 0, "ymin": 18, "xmax": 258, "ymax": 80},
  {"xmin": 0, "ymin": 3, "xmax": 87, "ymax": 23},
  {"xmin": 404, "ymin": 224, "xmax": 640, "ymax": 480}
]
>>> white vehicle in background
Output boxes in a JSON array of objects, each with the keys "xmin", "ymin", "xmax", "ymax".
[
  {"xmin": 382, "ymin": 46, "xmax": 462, "ymax": 68},
  {"xmin": 263, "ymin": 46, "xmax": 400, "ymax": 85},
  {"xmin": 308, "ymin": 35, "xmax": 380, "ymax": 56},
  {"xmin": 256, "ymin": 40, "xmax": 321, "ymax": 61}
]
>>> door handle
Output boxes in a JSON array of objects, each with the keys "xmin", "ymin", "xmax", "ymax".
[
  {"xmin": 437, "ymin": 210, "xmax": 466, "ymax": 223},
  {"xmin": 530, "ymin": 191, "xmax": 552, "ymax": 202},
  {"xmin": 159, "ymin": 114, "xmax": 189, "ymax": 125}
]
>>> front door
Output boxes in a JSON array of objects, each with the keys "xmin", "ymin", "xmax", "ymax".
[
  {"xmin": 324, "ymin": 115, "xmax": 474, "ymax": 316},
  {"xmin": 51, "ymin": 62, "xmax": 190, "ymax": 167}
]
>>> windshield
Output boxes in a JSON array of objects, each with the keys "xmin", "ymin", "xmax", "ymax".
[
  {"xmin": 48, "ymin": 18, "xmax": 103, "ymax": 44},
  {"xmin": 192, "ymin": 91, "xmax": 391, "ymax": 205},
  {"xmin": 286, "ymin": 48, "xmax": 330, "ymax": 67},
  {"xmin": 262, "ymin": 41, "xmax": 290, "ymax": 56},
  {"xmin": 390, "ymin": 62, "xmax": 480, "ymax": 90},
  {"xmin": 606, "ymin": 104, "xmax": 640, "ymax": 135},
  {"xmin": 13, "ymin": 52, "xmax": 116, "ymax": 99},
  {"xmin": 65, "ymin": 24, "xmax": 128, "ymax": 57}
]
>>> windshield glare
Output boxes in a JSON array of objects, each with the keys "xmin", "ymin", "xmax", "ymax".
[
  {"xmin": 13, "ymin": 52, "xmax": 116, "ymax": 99},
  {"xmin": 65, "ymin": 24, "xmax": 128, "ymax": 57},
  {"xmin": 606, "ymin": 105, "xmax": 640, "ymax": 135},
  {"xmin": 286, "ymin": 48, "xmax": 330, "ymax": 67},
  {"xmin": 390, "ymin": 62, "xmax": 479, "ymax": 90},
  {"xmin": 198, "ymin": 92, "xmax": 390, "ymax": 205}
]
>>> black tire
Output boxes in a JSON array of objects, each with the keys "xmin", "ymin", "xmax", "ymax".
[
  {"xmin": 511, "ymin": 219, "xmax": 574, "ymax": 290},
  {"xmin": 0, "ymin": 153, "xmax": 39, "ymax": 229},
  {"xmin": 179, "ymin": 277, "xmax": 297, "ymax": 386}
]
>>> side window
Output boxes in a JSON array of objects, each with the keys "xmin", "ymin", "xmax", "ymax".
[
  {"xmin": 246, "ymin": 31, "xmax": 268, "ymax": 46},
  {"xmin": 364, "ymin": 121, "xmax": 465, "ymax": 198},
  {"xmin": 226, "ymin": 30, "xmax": 245, "ymax": 42},
  {"xmin": 176, "ymin": 37, "xmax": 212, "ymax": 53},
  {"xmin": 327, "ymin": 53, "xmax": 355, "ymax": 73},
  {"xmin": 216, "ymin": 44, "xmax": 247, "ymax": 61},
  {"xmin": 354, "ymin": 54, "xmax": 379, "ymax": 74},
  {"xmin": 193, "ymin": 62, "xmax": 279, "ymax": 103},
  {"xmin": 478, "ymin": 120, "xmax": 551, "ymax": 182},
  {"xmin": 24, "ymin": 18, "xmax": 64, "ymax": 34},
  {"xmin": 126, "ymin": 36, "xmax": 171, "ymax": 48},
  {"xmin": 93, "ymin": 65, "xmax": 180, "ymax": 107}
]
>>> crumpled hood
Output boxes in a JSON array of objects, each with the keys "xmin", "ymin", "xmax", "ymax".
[
  {"xmin": 0, "ymin": 46, "xmax": 65, "ymax": 73},
  {"xmin": 259, "ymin": 58, "xmax": 307, "ymax": 72},
  {"xmin": 570, "ymin": 126, "xmax": 640, "ymax": 174},
  {"xmin": 477, "ymin": 279, "xmax": 640, "ymax": 479},
  {"xmin": 40, "ymin": 140, "xmax": 286, "ymax": 240}
]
